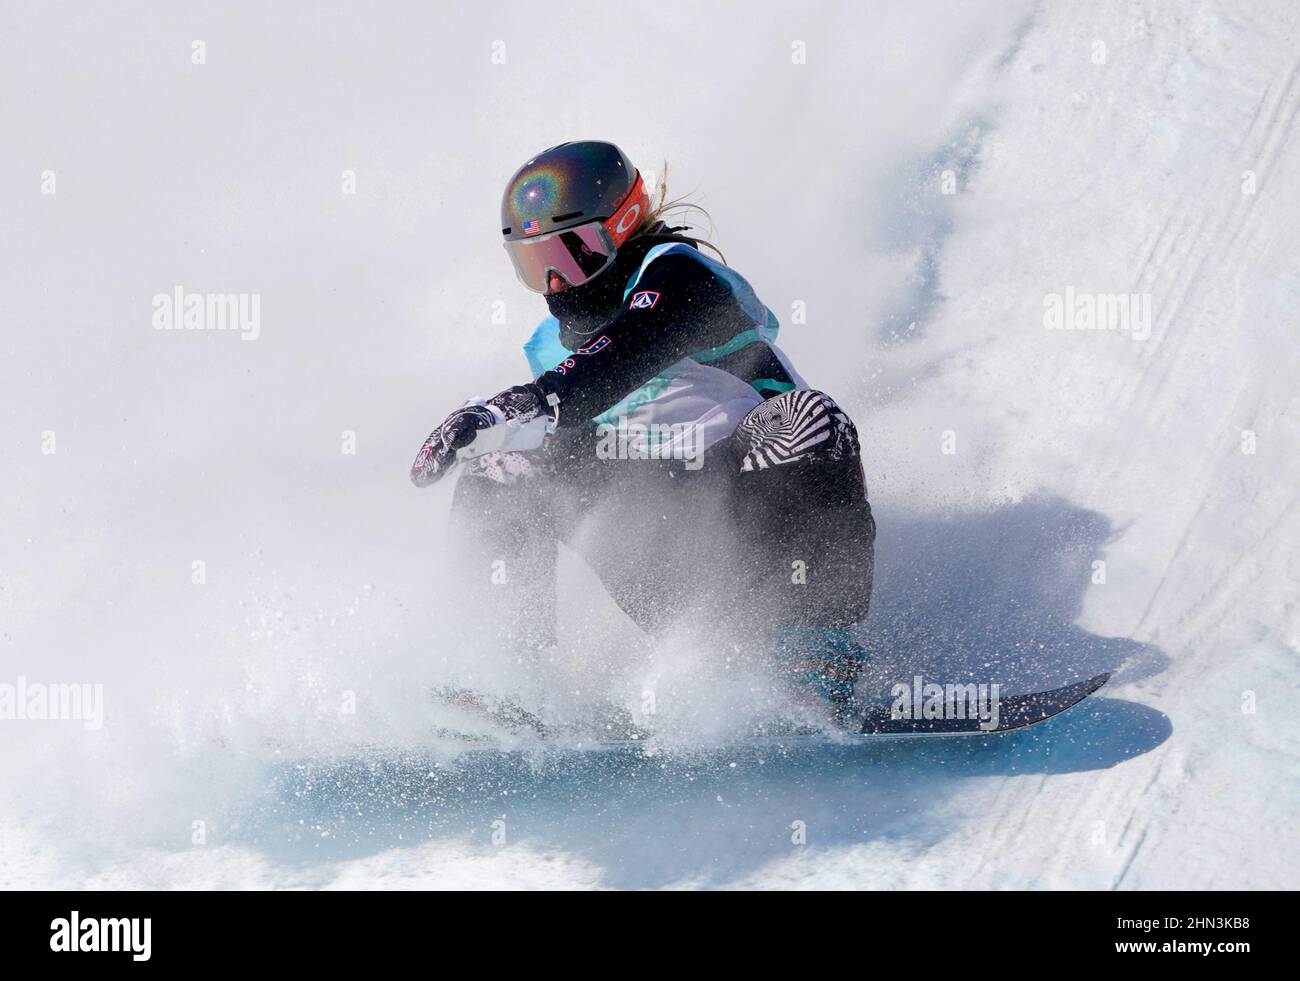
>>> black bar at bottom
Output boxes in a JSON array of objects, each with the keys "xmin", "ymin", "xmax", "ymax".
[{"xmin": 0, "ymin": 889, "xmax": 1280, "ymax": 968}]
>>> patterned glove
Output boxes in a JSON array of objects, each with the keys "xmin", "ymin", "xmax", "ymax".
[{"xmin": 410, "ymin": 384, "xmax": 550, "ymax": 487}]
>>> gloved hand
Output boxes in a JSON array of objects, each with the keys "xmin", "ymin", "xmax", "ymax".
[{"xmin": 410, "ymin": 384, "xmax": 551, "ymax": 487}]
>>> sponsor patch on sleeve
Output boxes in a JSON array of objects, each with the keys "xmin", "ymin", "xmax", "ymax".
[
  {"xmin": 628, "ymin": 290, "xmax": 660, "ymax": 310},
  {"xmin": 576, "ymin": 335, "xmax": 611, "ymax": 355}
]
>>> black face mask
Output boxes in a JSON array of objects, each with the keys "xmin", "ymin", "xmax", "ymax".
[{"xmin": 545, "ymin": 225, "xmax": 694, "ymax": 351}]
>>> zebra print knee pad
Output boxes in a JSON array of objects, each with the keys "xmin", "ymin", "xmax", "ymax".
[{"xmin": 733, "ymin": 389, "xmax": 860, "ymax": 472}]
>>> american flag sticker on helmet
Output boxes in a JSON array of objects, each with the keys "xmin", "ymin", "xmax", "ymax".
[{"xmin": 522, "ymin": 219, "xmax": 540, "ymax": 235}]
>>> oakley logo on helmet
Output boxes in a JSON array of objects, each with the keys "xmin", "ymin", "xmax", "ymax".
[
  {"xmin": 629, "ymin": 291, "xmax": 660, "ymax": 310},
  {"xmin": 606, "ymin": 171, "xmax": 648, "ymax": 246},
  {"xmin": 614, "ymin": 203, "xmax": 641, "ymax": 235}
]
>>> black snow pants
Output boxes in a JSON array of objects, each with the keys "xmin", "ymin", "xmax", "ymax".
[{"xmin": 448, "ymin": 389, "xmax": 876, "ymax": 658}]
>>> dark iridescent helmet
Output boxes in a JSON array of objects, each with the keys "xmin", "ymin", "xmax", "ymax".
[{"xmin": 500, "ymin": 140, "xmax": 650, "ymax": 293}]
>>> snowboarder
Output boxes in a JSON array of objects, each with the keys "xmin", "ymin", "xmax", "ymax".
[{"xmin": 411, "ymin": 140, "xmax": 875, "ymax": 726}]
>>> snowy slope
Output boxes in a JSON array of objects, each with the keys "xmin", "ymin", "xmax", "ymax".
[{"xmin": 1, "ymin": 0, "xmax": 1297, "ymax": 890}]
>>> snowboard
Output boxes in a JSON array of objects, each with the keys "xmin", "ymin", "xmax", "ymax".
[{"xmin": 429, "ymin": 673, "xmax": 1110, "ymax": 749}]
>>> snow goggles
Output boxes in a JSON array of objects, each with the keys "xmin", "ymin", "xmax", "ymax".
[
  {"xmin": 504, "ymin": 172, "xmax": 648, "ymax": 293},
  {"xmin": 504, "ymin": 221, "xmax": 618, "ymax": 294}
]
